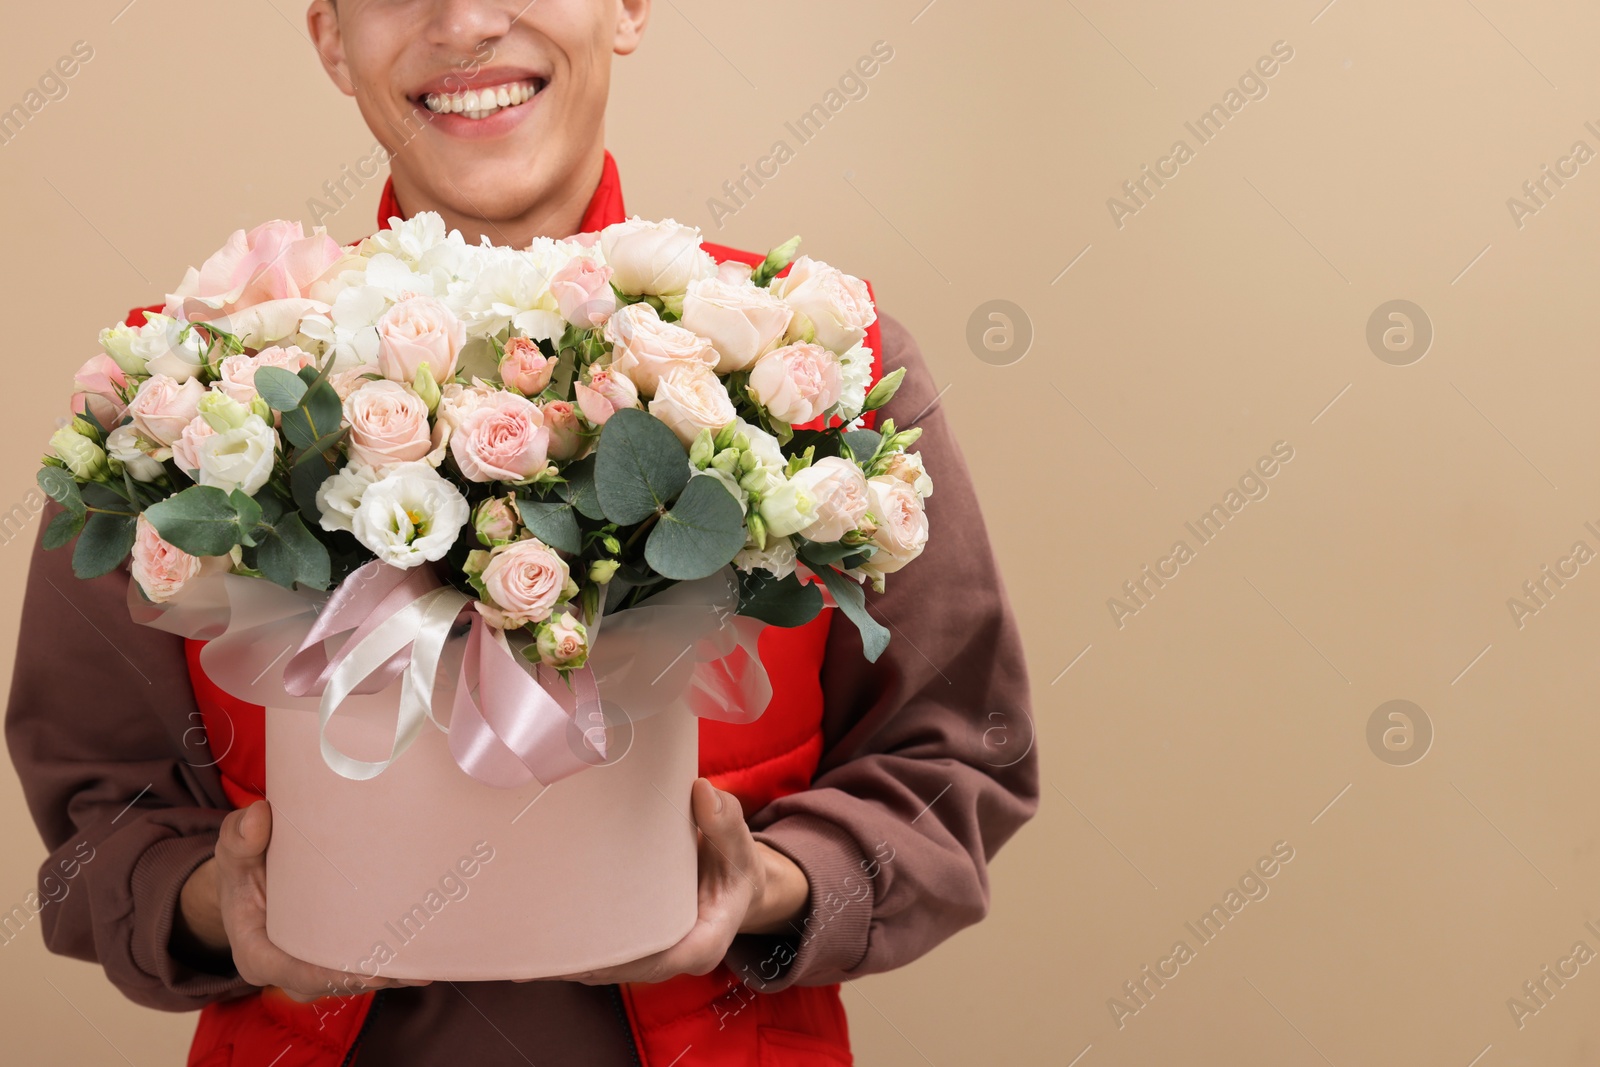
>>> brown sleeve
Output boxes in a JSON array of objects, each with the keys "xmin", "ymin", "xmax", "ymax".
[
  {"xmin": 724, "ymin": 311, "xmax": 1040, "ymax": 991},
  {"xmin": 4, "ymin": 501, "xmax": 251, "ymax": 1010}
]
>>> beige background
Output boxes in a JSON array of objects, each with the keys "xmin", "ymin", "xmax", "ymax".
[{"xmin": 4, "ymin": 0, "xmax": 1600, "ymax": 1063}]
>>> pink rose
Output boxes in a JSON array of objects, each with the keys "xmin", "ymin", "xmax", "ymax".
[
  {"xmin": 541, "ymin": 400, "xmax": 587, "ymax": 461},
  {"xmin": 647, "ymin": 366, "xmax": 736, "ymax": 447},
  {"xmin": 128, "ymin": 374, "xmax": 206, "ymax": 447},
  {"xmin": 344, "ymin": 379, "xmax": 433, "ymax": 470},
  {"xmin": 376, "ymin": 295, "xmax": 465, "ymax": 384},
  {"xmin": 328, "ymin": 366, "xmax": 378, "ymax": 401},
  {"xmin": 574, "ymin": 365, "xmax": 640, "ymax": 426},
  {"xmin": 477, "ymin": 538, "xmax": 572, "ymax": 629},
  {"xmin": 450, "ymin": 392, "xmax": 551, "ymax": 482},
  {"xmin": 172, "ymin": 415, "xmax": 217, "ymax": 475},
  {"xmin": 748, "ymin": 343, "xmax": 843, "ymax": 426},
  {"xmin": 601, "ymin": 302, "xmax": 718, "ymax": 396},
  {"xmin": 130, "ymin": 513, "xmax": 204, "ymax": 603},
  {"xmin": 788, "ymin": 456, "xmax": 869, "ymax": 543},
  {"xmin": 214, "ymin": 345, "xmax": 315, "ymax": 405},
  {"xmin": 70, "ymin": 354, "xmax": 129, "ymax": 429},
  {"xmin": 550, "ymin": 257, "xmax": 617, "ymax": 326},
  {"xmin": 864, "ymin": 476, "xmax": 929, "ymax": 574},
  {"xmin": 168, "ymin": 219, "xmax": 343, "ymax": 321},
  {"xmin": 499, "ymin": 336, "xmax": 556, "ymax": 396}
]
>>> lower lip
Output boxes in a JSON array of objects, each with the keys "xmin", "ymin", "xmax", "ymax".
[{"xmin": 413, "ymin": 89, "xmax": 542, "ymax": 140}]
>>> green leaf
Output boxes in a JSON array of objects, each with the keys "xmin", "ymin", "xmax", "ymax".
[
  {"xmin": 229, "ymin": 489, "xmax": 263, "ymax": 547},
  {"xmin": 516, "ymin": 499, "xmax": 582, "ymax": 555},
  {"xmin": 72, "ymin": 512, "xmax": 136, "ymax": 579},
  {"xmin": 37, "ymin": 467, "xmax": 85, "ymax": 518},
  {"xmin": 737, "ymin": 569, "xmax": 824, "ymax": 627},
  {"xmin": 280, "ymin": 379, "xmax": 344, "ymax": 451},
  {"xmin": 144, "ymin": 485, "xmax": 249, "ymax": 556},
  {"xmin": 42, "ymin": 509, "xmax": 85, "ymax": 550},
  {"xmin": 252, "ymin": 512, "xmax": 331, "ymax": 590},
  {"xmin": 815, "ymin": 564, "xmax": 890, "ymax": 663},
  {"xmin": 252, "ymin": 488, "xmax": 287, "ymax": 526},
  {"xmin": 560, "ymin": 455, "xmax": 606, "ymax": 520},
  {"xmin": 841, "ymin": 429, "xmax": 882, "ymax": 464},
  {"xmin": 291, "ymin": 426, "xmax": 350, "ymax": 465},
  {"xmin": 798, "ymin": 539, "xmax": 864, "ymax": 567},
  {"xmin": 595, "ymin": 408, "xmax": 690, "ymax": 525},
  {"xmin": 253, "ymin": 365, "xmax": 308, "ymax": 411},
  {"xmin": 292, "ymin": 452, "xmax": 336, "ymax": 525},
  {"xmin": 644, "ymin": 476, "xmax": 746, "ymax": 581}
]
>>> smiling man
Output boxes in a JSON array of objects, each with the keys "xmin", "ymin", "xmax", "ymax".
[{"xmin": 6, "ymin": 2, "xmax": 1037, "ymax": 1065}]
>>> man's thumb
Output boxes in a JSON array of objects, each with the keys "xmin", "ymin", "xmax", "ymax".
[{"xmin": 221, "ymin": 801, "xmax": 271, "ymax": 863}]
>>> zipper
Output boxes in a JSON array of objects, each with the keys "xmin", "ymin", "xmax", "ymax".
[
  {"xmin": 338, "ymin": 989, "xmax": 387, "ymax": 1067},
  {"xmin": 607, "ymin": 984, "xmax": 644, "ymax": 1067}
]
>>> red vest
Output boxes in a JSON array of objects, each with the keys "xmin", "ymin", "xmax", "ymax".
[{"xmin": 178, "ymin": 154, "xmax": 881, "ymax": 1066}]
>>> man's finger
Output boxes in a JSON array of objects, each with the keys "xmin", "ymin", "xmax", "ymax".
[{"xmin": 217, "ymin": 801, "xmax": 271, "ymax": 866}]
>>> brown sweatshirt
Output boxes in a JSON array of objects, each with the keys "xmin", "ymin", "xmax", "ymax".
[{"xmin": 6, "ymin": 310, "xmax": 1038, "ymax": 1063}]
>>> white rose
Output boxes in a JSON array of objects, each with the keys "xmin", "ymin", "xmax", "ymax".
[
  {"xmin": 771, "ymin": 256, "xmax": 877, "ymax": 356},
  {"xmin": 787, "ymin": 456, "xmax": 869, "ymax": 543},
  {"xmin": 881, "ymin": 450, "xmax": 933, "ymax": 499},
  {"xmin": 196, "ymin": 413, "xmax": 278, "ymax": 496},
  {"xmin": 747, "ymin": 343, "xmax": 843, "ymax": 426},
  {"xmin": 600, "ymin": 217, "xmax": 717, "ymax": 296},
  {"xmin": 734, "ymin": 535, "xmax": 797, "ymax": 580},
  {"xmin": 679, "ymin": 277, "xmax": 794, "ymax": 372},
  {"xmin": 648, "ymin": 365, "xmax": 736, "ymax": 446},
  {"xmin": 105, "ymin": 424, "xmax": 166, "ymax": 482},
  {"xmin": 351, "ymin": 461, "xmax": 470, "ymax": 568},
  {"xmin": 864, "ymin": 476, "xmax": 929, "ymax": 575},
  {"xmin": 314, "ymin": 462, "xmax": 381, "ymax": 534}
]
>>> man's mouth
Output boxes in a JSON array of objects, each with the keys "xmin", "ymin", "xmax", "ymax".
[{"xmin": 418, "ymin": 78, "xmax": 547, "ymax": 121}]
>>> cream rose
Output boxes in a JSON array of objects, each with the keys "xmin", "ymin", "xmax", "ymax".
[
  {"xmin": 128, "ymin": 374, "xmax": 206, "ymax": 447},
  {"xmin": 600, "ymin": 217, "xmax": 716, "ymax": 296},
  {"xmin": 679, "ymin": 277, "xmax": 794, "ymax": 372},
  {"xmin": 771, "ymin": 256, "xmax": 877, "ymax": 356},
  {"xmin": 788, "ymin": 456, "xmax": 869, "ymax": 543},
  {"xmin": 376, "ymin": 295, "xmax": 466, "ymax": 384},
  {"xmin": 748, "ymin": 343, "xmax": 843, "ymax": 426},
  {"xmin": 648, "ymin": 365, "xmax": 737, "ymax": 447},
  {"xmin": 130, "ymin": 514, "xmax": 204, "ymax": 603},
  {"xmin": 350, "ymin": 461, "xmax": 470, "ymax": 567},
  {"xmin": 450, "ymin": 391, "xmax": 551, "ymax": 482},
  {"xmin": 602, "ymin": 302, "xmax": 718, "ymax": 396},
  {"xmin": 477, "ymin": 538, "xmax": 572, "ymax": 629},
  {"xmin": 882, "ymin": 450, "xmax": 933, "ymax": 499},
  {"xmin": 865, "ymin": 475, "xmax": 929, "ymax": 574},
  {"xmin": 344, "ymin": 379, "xmax": 432, "ymax": 470}
]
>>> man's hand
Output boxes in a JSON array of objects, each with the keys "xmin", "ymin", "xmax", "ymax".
[
  {"xmin": 176, "ymin": 801, "xmax": 426, "ymax": 1003},
  {"xmin": 546, "ymin": 778, "xmax": 810, "ymax": 985}
]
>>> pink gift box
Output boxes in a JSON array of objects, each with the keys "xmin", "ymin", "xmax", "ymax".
[{"xmin": 263, "ymin": 690, "xmax": 699, "ymax": 982}]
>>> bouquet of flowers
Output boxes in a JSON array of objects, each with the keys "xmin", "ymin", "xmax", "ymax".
[{"xmin": 39, "ymin": 213, "xmax": 933, "ymax": 676}]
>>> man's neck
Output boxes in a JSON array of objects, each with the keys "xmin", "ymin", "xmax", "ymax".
[{"xmin": 386, "ymin": 148, "xmax": 606, "ymax": 247}]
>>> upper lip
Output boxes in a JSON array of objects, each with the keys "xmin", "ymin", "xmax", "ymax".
[{"xmin": 411, "ymin": 66, "xmax": 548, "ymax": 99}]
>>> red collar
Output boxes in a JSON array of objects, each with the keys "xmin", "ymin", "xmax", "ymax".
[{"xmin": 374, "ymin": 149, "xmax": 626, "ymax": 236}]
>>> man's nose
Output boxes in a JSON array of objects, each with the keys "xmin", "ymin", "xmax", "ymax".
[{"xmin": 423, "ymin": 0, "xmax": 520, "ymax": 52}]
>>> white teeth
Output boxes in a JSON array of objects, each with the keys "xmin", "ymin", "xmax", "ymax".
[{"xmin": 422, "ymin": 79, "xmax": 541, "ymax": 118}]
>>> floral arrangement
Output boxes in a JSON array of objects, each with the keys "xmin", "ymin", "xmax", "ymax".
[{"xmin": 39, "ymin": 214, "xmax": 932, "ymax": 666}]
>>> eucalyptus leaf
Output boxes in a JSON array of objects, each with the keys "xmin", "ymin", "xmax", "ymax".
[
  {"xmin": 281, "ymin": 379, "xmax": 344, "ymax": 451},
  {"xmin": 144, "ymin": 485, "xmax": 250, "ymax": 556},
  {"xmin": 252, "ymin": 512, "xmax": 331, "ymax": 590},
  {"xmin": 841, "ymin": 429, "xmax": 882, "ymax": 464},
  {"xmin": 644, "ymin": 475, "xmax": 746, "ymax": 581},
  {"xmin": 560, "ymin": 455, "xmax": 606, "ymax": 520},
  {"xmin": 292, "ymin": 452, "xmax": 336, "ymax": 525},
  {"xmin": 595, "ymin": 409, "xmax": 690, "ymax": 525},
  {"xmin": 42, "ymin": 509, "xmax": 85, "ymax": 550},
  {"xmin": 72, "ymin": 512, "xmax": 136, "ymax": 579},
  {"xmin": 815, "ymin": 564, "xmax": 890, "ymax": 663},
  {"xmin": 253, "ymin": 365, "xmax": 308, "ymax": 411},
  {"xmin": 736, "ymin": 569, "xmax": 824, "ymax": 628},
  {"xmin": 37, "ymin": 468, "xmax": 84, "ymax": 517},
  {"xmin": 516, "ymin": 499, "xmax": 582, "ymax": 555}
]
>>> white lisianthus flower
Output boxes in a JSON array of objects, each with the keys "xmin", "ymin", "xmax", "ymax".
[
  {"xmin": 734, "ymin": 535, "xmax": 797, "ymax": 580},
  {"xmin": 314, "ymin": 462, "xmax": 382, "ymax": 534},
  {"xmin": 98, "ymin": 322, "xmax": 147, "ymax": 375},
  {"xmin": 759, "ymin": 478, "xmax": 819, "ymax": 539},
  {"xmin": 133, "ymin": 314, "xmax": 207, "ymax": 381},
  {"xmin": 196, "ymin": 414, "xmax": 278, "ymax": 496},
  {"xmin": 105, "ymin": 424, "xmax": 167, "ymax": 482},
  {"xmin": 350, "ymin": 461, "xmax": 470, "ymax": 568}
]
